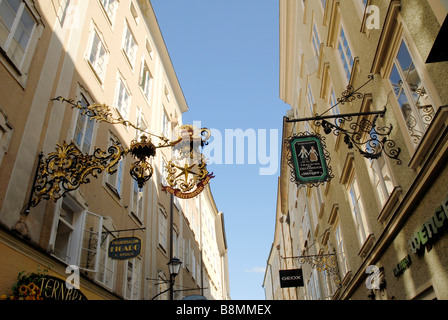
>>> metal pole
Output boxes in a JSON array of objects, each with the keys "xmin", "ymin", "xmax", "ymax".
[
  {"xmin": 285, "ymin": 108, "xmax": 386, "ymax": 123},
  {"xmin": 169, "ymin": 193, "xmax": 174, "ymax": 300}
]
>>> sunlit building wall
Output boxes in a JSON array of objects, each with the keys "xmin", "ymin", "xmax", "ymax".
[{"xmin": 271, "ymin": 0, "xmax": 448, "ymax": 300}]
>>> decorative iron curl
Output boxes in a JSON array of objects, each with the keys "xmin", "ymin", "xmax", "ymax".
[
  {"xmin": 30, "ymin": 141, "xmax": 128, "ymax": 207},
  {"xmin": 315, "ymin": 111, "xmax": 402, "ymax": 165}
]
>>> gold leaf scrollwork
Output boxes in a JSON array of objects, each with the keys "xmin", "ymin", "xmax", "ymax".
[{"xmin": 31, "ymin": 141, "xmax": 127, "ymax": 207}]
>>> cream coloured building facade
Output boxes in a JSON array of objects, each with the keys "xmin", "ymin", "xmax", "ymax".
[
  {"xmin": 265, "ymin": 0, "xmax": 448, "ymax": 300},
  {"xmin": 0, "ymin": 0, "xmax": 229, "ymax": 300}
]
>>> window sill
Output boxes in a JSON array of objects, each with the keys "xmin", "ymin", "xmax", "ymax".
[
  {"xmin": 409, "ymin": 106, "xmax": 448, "ymax": 170},
  {"xmin": 358, "ymin": 233, "xmax": 375, "ymax": 259},
  {"xmin": 105, "ymin": 182, "xmax": 122, "ymax": 202},
  {"xmin": 377, "ymin": 186, "xmax": 402, "ymax": 224}
]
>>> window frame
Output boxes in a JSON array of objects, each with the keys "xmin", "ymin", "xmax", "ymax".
[
  {"xmin": 114, "ymin": 74, "xmax": 131, "ymax": 121},
  {"xmin": 388, "ymin": 37, "xmax": 437, "ymax": 149},
  {"xmin": 158, "ymin": 206, "xmax": 168, "ymax": 251},
  {"xmin": 86, "ymin": 25, "xmax": 109, "ymax": 84},
  {"xmin": 50, "ymin": 196, "xmax": 103, "ymax": 273},
  {"xmin": 122, "ymin": 20, "xmax": 137, "ymax": 69},
  {"xmin": 139, "ymin": 58, "xmax": 153, "ymax": 101},
  {"xmin": 71, "ymin": 91, "xmax": 97, "ymax": 154},
  {"xmin": 0, "ymin": 0, "xmax": 37, "ymax": 68},
  {"xmin": 124, "ymin": 257, "xmax": 141, "ymax": 300},
  {"xmin": 99, "ymin": 0, "xmax": 118, "ymax": 26},
  {"xmin": 0, "ymin": 0, "xmax": 42, "ymax": 85},
  {"xmin": 95, "ymin": 229, "xmax": 116, "ymax": 290},
  {"xmin": 336, "ymin": 23, "xmax": 355, "ymax": 84}
]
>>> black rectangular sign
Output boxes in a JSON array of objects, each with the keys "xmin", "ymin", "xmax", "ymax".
[
  {"xmin": 279, "ymin": 269, "xmax": 304, "ymax": 288},
  {"xmin": 108, "ymin": 236, "xmax": 142, "ymax": 260}
]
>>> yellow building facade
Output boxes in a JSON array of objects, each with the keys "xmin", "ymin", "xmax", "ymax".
[
  {"xmin": 266, "ymin": 0, "xmax": 448, "ymax": 300},
  {"xmin": 0, "ymin": 0, "xmax": 229, "ymax": 300}
]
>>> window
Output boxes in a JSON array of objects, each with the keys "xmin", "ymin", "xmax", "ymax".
[
  {"xmin": 312, "ymin": 23, "xmax": 321, "ymax": 59},
  {"xmin": 389, "ymin": 40, "xmax": 436, "ymax": 147},
  {"xmin": 308, "ymin": 269, "xmax": 321, "ymax": 300},
  {"xmin": 367, "ymin": 156, "xmax": 394, "ymax": 208},
  {"xmin": 115, "ymin": 77, "xmax": 130, "ymax": 120},
  {"xmin": 131, "ymin": 180, "xmax": 144, "ymax": 220},
  {"xmin": 106, "ymin": 134, "xmax": 124, "ymax": 196},
  {"xmin": 0, "ymin": 0, "xmax": 37, "ymax": 68},
  {"xmin": 307, "ymin": 83, "xmax": 315, "ymax": 116},
  {"xmin": 56, "ymin": 0, "xmax": 71, "ymax": 26},
  {"xmin": 99, "ymin": 0, "xmax": 118, "ymax": 24},
  {"xmin": 329, "ymin": 86, "xmax": 339, "ymax": 116},
  {"xmin": 173, "ymin": 229, "xmax": 179, "ymax": 258},
  {"xmin": 0, "ymin": 107, "xmax": 13, "ymax": 166},
  {"xmin": 337, "ymin": 24, "xmax": 354, "ymax": 83},
  {"xmin": 51, "ymin": 196, "xmax": 103, "ymax": 272},
  {"xmin": 347, "ymin": 176, "xmax": 369, "ymax": 245},
  {"xmin": 95, "ymin": 230, "xmax": 116, "ymax": 289},
  {"xmin": 87, "ymin": 29, "xmax": 107, "ymax": 82},
  {"xmin": 161, "ymin": 107, "xmax": 169, "ymax": 138},
  {"xmin": 335, "ymin": 223, "xmax": 349, "ymax": 277},
  {"xmin": 158, "ymin": 206, "xmax": 167, "ymax": 250},
  {"xmin": 139, "ymin": 60, "xmax": 152, "ymax": 101},
  {"xmin": 124, "ymin": 257, "xmax": 141, "ymax": 300},
  {"xmin": 122, "ymin": 21, "xmax": 137, "ymax": 68},
  {"xmin": 320, "ymin": 0, "xmax": 326, "ymax": 10},
  {"xmin": 73, "ymin": 93, "xmax": 95, "ymax": 154}
]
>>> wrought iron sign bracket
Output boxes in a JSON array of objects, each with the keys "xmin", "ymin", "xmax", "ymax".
[
  {"xmin": 282, "ymin": 253, "xmax": 341, "ymax": 286},
  {"xmin": 285, "ymin": 75, "xmax": 402, "ymax": 165}
]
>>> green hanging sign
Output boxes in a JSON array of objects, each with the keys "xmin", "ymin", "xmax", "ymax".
[{"xmin": 287, "ymin": 134, "xmax": 333, "ymax": 187}]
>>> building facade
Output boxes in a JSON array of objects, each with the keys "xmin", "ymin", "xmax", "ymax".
[
  {"xmin": 265, "ymin": 0, "xmax": 448, "ymax": 300},
  {"xmin": 0, "ymin": 0, "xmax": 229, "ymax": 300}
]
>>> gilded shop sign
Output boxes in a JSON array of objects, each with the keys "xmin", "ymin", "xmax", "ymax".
[{"xmin": 409, "ymin": 197, "xmax": 448, "ymax": 254}]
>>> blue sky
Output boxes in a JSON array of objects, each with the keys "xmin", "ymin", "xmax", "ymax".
[{"xmin": 151, "ymin": 0, "xmax": 289, "ymax": 300}]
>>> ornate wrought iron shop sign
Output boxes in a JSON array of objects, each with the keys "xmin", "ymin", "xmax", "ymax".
[
  {"xmin": 28, "ymin": 97, "xmax": 213, "ymax": 207},
  {"xmin": 285, "ymin": 75, "xmax": 402, "ymax": 188}
]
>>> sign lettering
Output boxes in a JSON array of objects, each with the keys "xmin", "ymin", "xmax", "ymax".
[
  {"xmin": 39, "ymin": 275, "xmax": 87, "ymax": 300},
  {"xmin": 408, "ymin": 197, "xmax": 448, "ymax": 254},
  {"xmin": 108, "ymin": 236, "xmax": 142, "ymax": 260},
  {"xmin": 279, "ymin": 269, "xmax": 304, "ymax": 288}
]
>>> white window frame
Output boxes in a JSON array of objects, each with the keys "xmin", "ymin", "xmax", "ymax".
[
  {"xmin": 71, "ymin": 92, "xmax": 97, "ymax": 154},
  {"xmin": 0, "ymin": 0, "xmax": 42, "ymax": 84},
  {"xmin": 161, "ymin": 106, "xmax": 169, "ymax": 139},
  {"xmin": 347, "ymin": 176, "xmax": 370, "ymax": 245},
  {"xmin": 311, "ymin": 22, "xmax": 321, "ymax": 59},
  {"xmin": 114, "ymin": 74, "xmax": 131, "ymax": 120},
  {"xmin": 124, "ymin": 257, "xmax": 141, "ymax": 300},
  {"xmin": 131, "ymin": 179, "xmax": 144, "ymax": 221},
  {"xmin": 122, "ymin": 20, "xmax": 137, "ymax": 68},
  {"xmin": 336, "ymin": 23, "xmax": 354, "ymax": 84},
  {"xmin": 366, "ymin": 156, "xmax": 395, "ymax": 209},
  {"xmin": 86, "ymin": 25, "xmax": 108, "ymax": 83},
  {"xmin": 0, "ymin": 106, "xmax": 13, "ymax": 166},
  {"xmin": 388, "ymin": 38, "xmax": 437, "ymax": 148},
  {"xmin": 99, "ymin": 0, "xmax": 118, "ymax": 25},
  {"xmin": 158, "ymin": 206, "xmax": 168, "ymax": 251},
  {"xmin": 335, "ymin": 222, "xmax": 349, "ymax": 277},
  {"xmin": 139, "ymin": 58, "xmax": 153, "ymax": 101},
  {"xmin": 95, "ymin": 229, "xmax": 116, "ymax": 290},
  {"xmin": 50, "ymin": 196, "xmax": 103, "ymax": 273}
]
